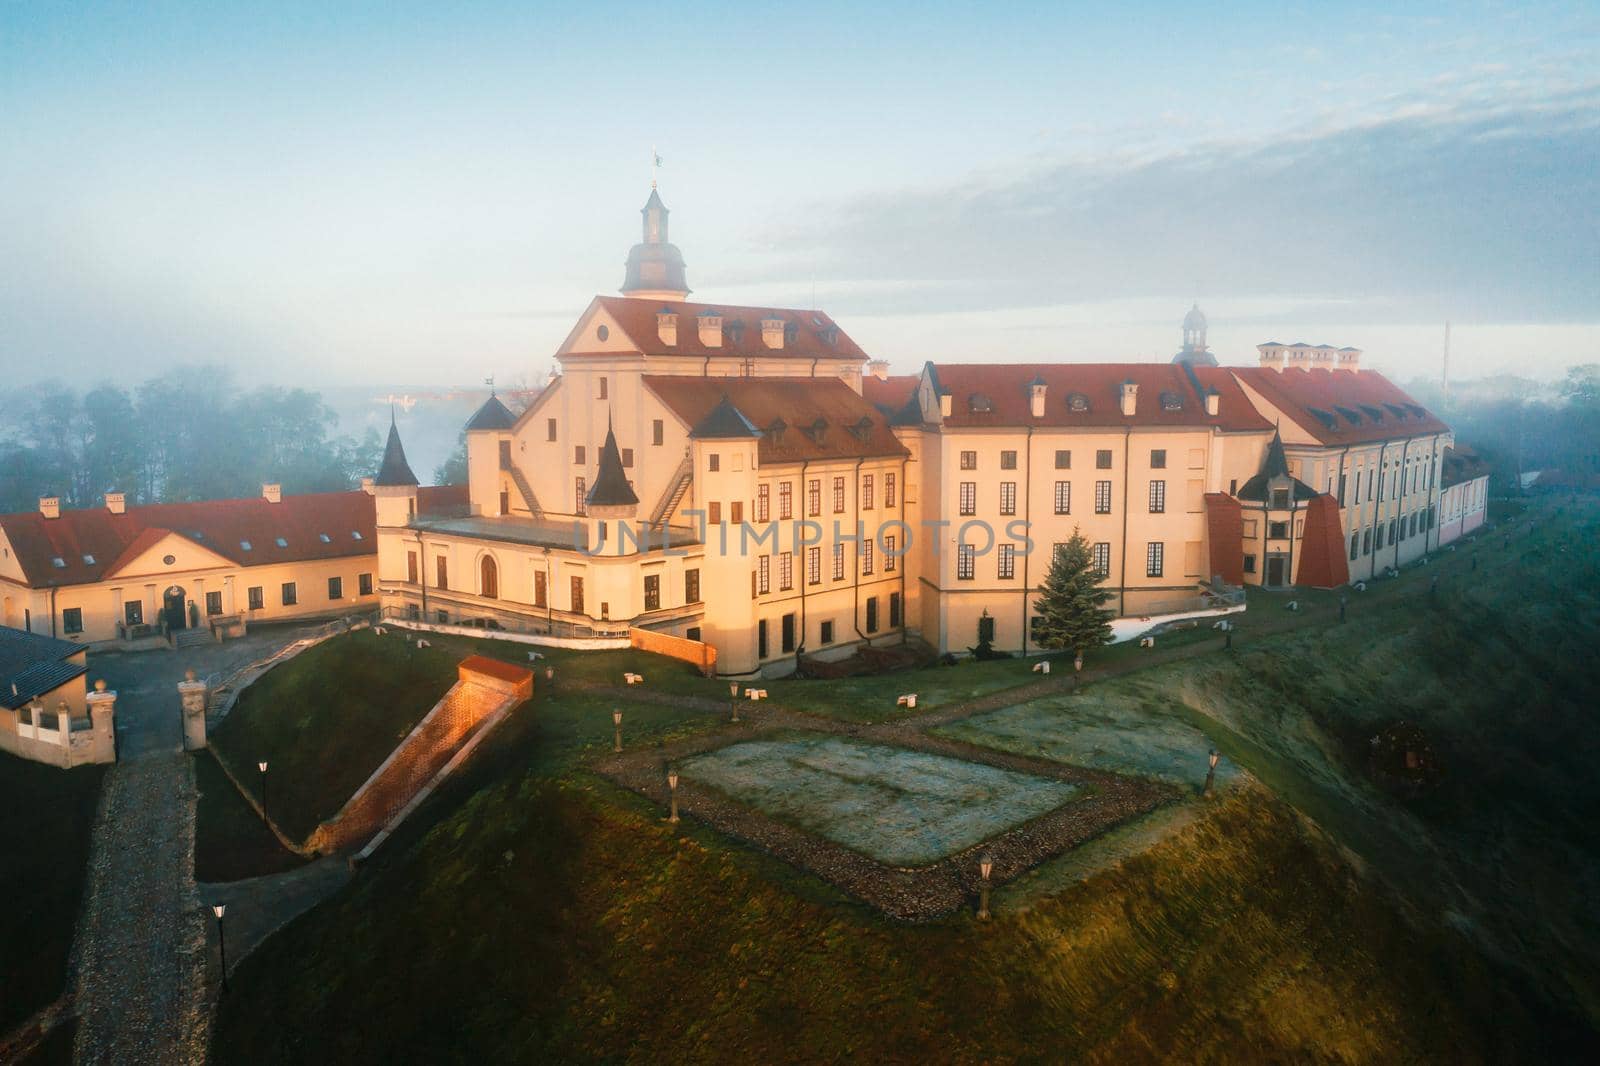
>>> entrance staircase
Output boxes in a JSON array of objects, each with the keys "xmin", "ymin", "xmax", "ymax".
[
  {"xmin": 500, "ymin": 454, "xmax": 545, "ymax": 519},
  {"xmin": 173, "ymin": 627, "xmax": 212, "ymax": 650},
  {"xmin": 650, "ymin": 453, "xmax": 694, "ymax": 530}
]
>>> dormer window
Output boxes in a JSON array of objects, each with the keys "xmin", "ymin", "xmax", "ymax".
[
  {"xmin": 240, "ymin": 540, "xmax": 253, "ymax": 551},
  {"xmin": 1360, "ymin": 404, "xmax": 1384, "ymax": 422},
  {"xmin": 848, "ymin": 416, "xmax": 874, "ymax": 441},
  {"xmin": 275, "ymin": 537, "xmax": 289, "ymax": 548},
  {"xmin": 724, "ymin": 319, "xmax": 745, "ymax": 345},
  {"xmin": 767, "ymin": 417, "xmax": 788, "ymax": 445},
  {"xmin": 1159, "ymin": 390, "xmax": 1183, "ymax": 411},
  {"xmin": 51, "ymin": 556, "xmax": 66, "ymax": 568},
  {"xmin": 784, "ymin": 322, "xmax": 799, "ymax": 345},
  {"xmin": 319, "ymin": 533, "xmax": 331, "ymax": 543},
  {"xmin": 803, "ymin": 417, "xmax": 829, "ymax": 444},
  {"xmin": 967, "ymin": 393, "xmax": 994, "ymax": 413},
  {"xmin": 352, "ymin": 531, "xmax": 363, "ymax": 540},
  {"xmin": 1067, "ymin": 392, "xmax": 1091, "ymax": 412},
  {"xmin": 819, "ymin": 324, "xmax": 840, "ymax": 346},
  {"xmin": 82, "ymin": 554, "xmax": 96, "ymax": 565},
  {"xmin": 1335, "ymin": 405, "xmax": 1362, "ymax": 424}
]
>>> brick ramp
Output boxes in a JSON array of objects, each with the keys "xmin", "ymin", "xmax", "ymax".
[{"xmin": 306, "ymin": 658, "xmax": 532, "ymax": 854}]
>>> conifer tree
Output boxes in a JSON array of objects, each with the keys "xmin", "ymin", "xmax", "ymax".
[{"xmin": 1032, "ymin": 530, "xmax": 1114, "ymax": 657}]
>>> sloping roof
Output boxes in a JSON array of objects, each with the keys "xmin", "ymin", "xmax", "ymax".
[
  {"xmin": 374, "ymin": 418, "xmax": 419, "ymax": 486},
  {"xmin": 575, "ymin": 296, "xmax": 869, "ymax": 363},
  {"xmin": 691, "ymin": 394, "xmax": 761, "ymax": 439},
  {"xmin": 1203, "ymin": 493, "xmax": 1245, "ymax": 585},
  {"xmin": 1237, "ymin": 432, "xmax": 1319, "ymax": 503},
  {"xmin": 1440, "ymin": 445, "xmax": 1491, "ymax": 489},
  {"xmin": 586, "ymin": 423, "xmax": 639, "ymax": 507},
  {"xmin": 0, "ymin": 626, "xmax": 86, "ymax": 709},
  {"xmin": 862, "ymin": 374, "xmax": 919, "ymax": 416},
  {"xmin": 928, "ymin": 363, "xmax": 1272, "ymax": 431},
  {"xmin": 1296, "ymin": 495, "xmax": 1351, "ymax": 589},
  {"xmin": 465, "ymin": 395, "xmax": 516, "ymax": 432},
  {"xmin": 643, "ymin": 377, "xmax": 909, "ymax": 463},
  {"xmin": 0, "ymin": 491, "xmax": 378, "ymax": 589},
  {"xmin": 1231, "ymin": 367, "xmax": 1449, "ymax": 445}
]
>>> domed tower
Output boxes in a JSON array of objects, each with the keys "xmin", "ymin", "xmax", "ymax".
[
  {"xmin": 1172, "ymin": 303, "xmax": 1218, "ymax": 366},
  {"xmin": 621, "ymin": 188, "xmax": 690, "ymax": 301}
]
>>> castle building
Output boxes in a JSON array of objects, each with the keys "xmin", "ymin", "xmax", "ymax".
[{"xmin": 373, "ymin": 188, "xmax": 1490, "ymax": 671}]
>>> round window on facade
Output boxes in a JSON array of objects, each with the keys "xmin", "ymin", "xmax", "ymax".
[
  {"xmin": 597, "ymin": 324, "xmax": 610, "ymax": 341},
  {"xmin": 163, "ymin": 554, "xmax": 177, "ymax": 565}
]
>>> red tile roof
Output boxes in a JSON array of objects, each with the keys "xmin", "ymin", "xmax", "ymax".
[
  {"xmin": 862, "ymin": 374, "xmax": 919, "ymax": 414},
  {"xmin": 928, "ymin": 363, "xmax": 1273, "ymax": 432},
  {"xmin": 1230, "ymin": 367, "xmax": 1449, "ymax": 445},
  {"xmin": 642, "ymin": 377, "xmax": 909, "ymax": 463},
  {"xmin": 1440, "ymin": 445, "xmax": 1491, "ymax": 489},
  {"xmin": 0, "ymin": 491, "xmax": 379, "ymax": 589},
  {"xmin": 576, "ymin": 296, "xmax": 870, "ymax": 362}
]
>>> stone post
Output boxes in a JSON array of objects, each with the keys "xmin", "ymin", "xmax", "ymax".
[
  {"xmin": 86, "ymin": 679, "xmax": 118, "ymax": 764},
  {"xmin": 178, "ymin": 668, "xmax": 209, "ymax": 751}
]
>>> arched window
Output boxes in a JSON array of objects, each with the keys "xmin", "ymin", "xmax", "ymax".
[{"xmin": 480, "ymin": 556, "xmax": 498, "ymax": 600}]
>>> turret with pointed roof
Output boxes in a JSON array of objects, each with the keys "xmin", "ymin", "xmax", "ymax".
[
  {"xmin": 690, "ymin": 394, "xmax": 761, "ymax": 439},
  {"xmin": 621, "ymin": 188, "xmax": 690, "ymax": 301},
  {"xmin": 585, "ymin": 419, "xmax": 639, "ymax": 512},
  {"xmin": 374, "ymin": 413, "xmax": 419, "ymax": 487},
  {"xmin": 465, "ymin": 393, "xmax": 516, "ymax": 432}
]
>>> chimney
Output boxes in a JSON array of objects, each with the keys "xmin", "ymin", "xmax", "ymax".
[
  {"xmin": 761, "ymin": 315, "xmax": 785, "ymax": 349},
  {"xmin": 1028, "ymin": 377, "xmax": 1047, "ymax": 419},
  {"xmin": 939, "ymin": 393, "xmax": 952, "ymax": 418},
  {"xmin": 105, "ymin": 491, "xmax": 126, "ymax": 515},
  {"xmin": 360, "ymin": 477, "xmax": 375, "ymax": 495},
  {"xmin": 262, "ymin": 483, "xmax": 282, "ymax": 504},
  {"xmin": 1258, "ymin": 344, "xmax": 1285, "ymax": 372},
  {"xmin": 1338, "ymin": 347, "xmax": 1362, "ymax": 373},
  {"xmin": 1119, "ymin": 380, "xmax": 1138, "ymax": 417},
  {"xmin": 39, "ymin": 496, "xmax": 60, "ymax": 519},
  {"xmin": 868, "ymin": 359, "xmax": 890, "ymax": 381},
  {"xmin": 656, "ymin": 308, "xmax": 678, "ymax": 346},
  {"xmin": 1204, "ymin": 390, "xmax": 1220, "ymax": 417},
  {"xmin": 697, "ymin": 310, "xmax": 722, "ymax": 348}
]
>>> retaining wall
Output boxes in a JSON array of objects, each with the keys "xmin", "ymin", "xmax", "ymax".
[{"xmin": 630, "ymin": 628, "xmax": 717, "ymax": 676}]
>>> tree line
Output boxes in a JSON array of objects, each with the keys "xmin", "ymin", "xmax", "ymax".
[{"xmin": 0, "ymin": 366, "xmax": 383, "ymax": 514}]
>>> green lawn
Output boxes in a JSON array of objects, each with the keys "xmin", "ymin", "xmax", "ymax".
[
  {"xmin": 192, "ymin": 750, "xmax": 308, "ymax": 883},
  {"xmin": 0, "ymin": 753, "xmax": 106, "ymax": 1033}
]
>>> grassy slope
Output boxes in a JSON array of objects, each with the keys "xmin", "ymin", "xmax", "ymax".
[
  {"xmin": 191, "ymin": 750, "xmax": 307, "ymax": 883},
  {"xmin": 0, "ymin": 753, "xmax": 105, "ymax": 1033}
]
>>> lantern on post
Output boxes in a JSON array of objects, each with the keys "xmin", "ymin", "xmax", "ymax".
[
  {"xmin": 612, "ymin": 709, "xmax": 623, "ymax": 753},
  {"xmin": 667, "ymin": 767, "xmax": 680, "ymax": 824},
  {"xmin": 729, "ymin": 681, "xmax": 740, "ymax": 722},
  {"xmin": 1204, "ymin": 749, "xmax": 1221, "ymax": 798},
  {"xmin": 977, "ymin": 854, "xmax": 994, "ymax": 920}
]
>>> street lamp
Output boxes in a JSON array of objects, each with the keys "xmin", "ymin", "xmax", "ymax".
[
  {"xmin": 612, "ymin": 709, "xmax": 623, "ymax": 753},
  {"xmin": 1204, "ymin": 749, "xmax": 1221, "ymax": 798},
  {"xmin": 729, "ymin": 680, "xmax": 740, "ymax": 723},
  {"xmin": 211, "ymin": 903, "xmax": 229, "ymax": 994},
  {"xmin": 257, "ymin": 761, "xmax": 268, "ymax": 823},
  {"xmin": 977, "ymin": 854, "xmax": 994, "ymax": 920},
  {"xmin": 667, "ymin": 767, "xmax": 680, "ymax": 824}
]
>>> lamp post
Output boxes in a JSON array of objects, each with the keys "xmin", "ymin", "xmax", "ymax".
[
  {"xmin": 1338, "ymin": 595, "xmax": 1348, "ymax": 624},
  {"xmin": 667, "ymin": 767, "xmax": 680, "ymax": 824},
  {"xmin": 612, "ymin": 709, "xmax": 623, "ymax": 753},
  {"xmin": 1204, "ymin": 749, "xmax": 1220, "ymax": 798},
  {"xmin": 977, "ymin": 854, "xmax": 994, "ymax": 920},
  {"xmin": 257, "ymin": 761, "xmax": 268, "ymax": 823},
  {"xmin": 212, "ymin": 903, "xmax": 229, "ymax": 994},
  {"xmin": 729, "ymin": 681, "xmax": 740, "ymax": 723}
]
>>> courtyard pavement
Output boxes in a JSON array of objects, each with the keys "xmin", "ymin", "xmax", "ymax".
[{"xmin": 68, "ymin": 622, "xmax": 338, "ymax": 1065}]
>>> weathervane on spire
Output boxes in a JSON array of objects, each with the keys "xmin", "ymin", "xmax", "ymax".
[
  {"xmin": 484, "ymin": 374, "xmax": 495, "ymax": 396},
  {"xmin": 650, "ymin": 146, "xmax": 663, "ymax": 189}
]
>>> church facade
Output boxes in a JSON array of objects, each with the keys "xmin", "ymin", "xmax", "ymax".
[{"xmin": 373, "ymin": 189, "xmax": 1489, "ymax": 672}]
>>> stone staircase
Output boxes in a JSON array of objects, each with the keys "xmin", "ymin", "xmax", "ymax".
[{"xmin": 173, "ymin": 627, "xmax": 212, "ymax": 650}]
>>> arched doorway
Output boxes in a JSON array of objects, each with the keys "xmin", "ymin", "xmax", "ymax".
[
  {"xmin": 480, "ymin": 556, "xmax": 498, "ymax": 600},
  {"xmin": 163, "ymin": 586, "xmax": 187, "ymax": 631}
]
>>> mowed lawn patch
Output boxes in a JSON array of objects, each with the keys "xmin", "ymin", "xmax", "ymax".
[
  {"xmin": 0, "ymin": 752, "xmax": 106, "ymax": 1033},
  {"xmin": 192, "ymin": 750, "xmax": 308, "ymax": 883},
  {"xmin": 680, "ymin": 734, "xmax": 1082, "ymax": 866},
  {"xmin": 210, "ymin": 629, "xmax": 461, "ymax": 841}
]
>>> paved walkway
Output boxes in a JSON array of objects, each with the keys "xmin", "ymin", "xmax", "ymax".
[
  {"xmin": 67, "ymin": 622, "xmax": 338, "ymax": 1065},
  {"xmin": 198, "ymin": 857, "xmax": 352, "ymax": 976}
]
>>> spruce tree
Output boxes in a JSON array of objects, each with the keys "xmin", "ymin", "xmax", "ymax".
[{"xmin": 1032, "ymin": 530, "xmax": 1114, "ymax": 657}]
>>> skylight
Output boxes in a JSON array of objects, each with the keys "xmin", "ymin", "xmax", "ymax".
[
  {"xmin": 319, "ymin": 533, "xmax": 331, "ymax": 543},
  {"xmin": 275, "ymin": 537, "xmax": 288, "ymax": 548},
  {"xmin": 241, "ymin": 540, "xmax": 253, "ymax": 551},
  {"xmin": 82, "ymin": 554, "xmax": 96, "ymax": 564},
  {"xmin": 51, "ymin": 557, "xmax": 66, "ymax": 568},
  {"xmin": 967, "ymin": 393, "xmax": 993, "ymax": 413},
  {"xmin": 351, "ymin": 531, "xmax": 363, "ymax": 540}
]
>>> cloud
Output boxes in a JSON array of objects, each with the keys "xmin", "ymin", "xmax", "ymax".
[{"xmin": 760, "ymin": 85, "xmax": 1600, "ymax": 325}]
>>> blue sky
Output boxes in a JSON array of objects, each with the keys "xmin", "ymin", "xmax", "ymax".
[{"xmin": 2, "ymin": 1, "xmax": 1596, "ymax": 388}]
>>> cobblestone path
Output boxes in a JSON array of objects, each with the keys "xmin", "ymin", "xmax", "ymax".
[{"xmin": 70, "ymin": 754, "xmax": 211, "ymax": 1064}]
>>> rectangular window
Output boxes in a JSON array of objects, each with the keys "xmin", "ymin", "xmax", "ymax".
[
  {"xmin": 684, "ymin": 568, "xmax": 700, "ymax": 604},
  {"xmin": 708, "ymin": 453, "xmax": 720, "ymax": 472},
  {"xmin": 779, "ymin": 552, "xmax": 793, "ymax": 591},
  {"xmin": 758, "ymin": 555, "xmax": 771, "ymax": 595},
  {"xmin": 1349, "ymin": 534, "xmax": 1360, "ymax": 560},
  {"xmin": 281, "ymin": 582, "xmax": 298, "ymax": 606},
  {"xmin": 1091, "ymin": 542, "xmax": 1110, "ymax": 578},
  {"xmin": 652, "ymin": 419, "xmax": 664, "ymax": 446},
  {"xmin": 1055, "ymin": 449, "xmax": 1071, "ymax": 469},
  {"xmin": 820, "ymin": 620, "xmax": 835, "ymax": 644},
  {"xmin": 1000, "ymin": 450, "xmax": 1017, "ymax": 470},
  {"xmin": 1096, "ymin": 449, "xmax": 1113, "ymax": 469},
  {"xmin": 778, "ymin": 482, "xmax": 793, "ymax": 519},
  {"xmin": 621, "ymin": 448, "xmax": 633, "ymax": 468},
  {"xmin": 957, "ymin": 543, "xmax": 976, "ymax": 580},
  {"xmin": 1271, "ymin": 487, "xmax": 1290, "ymax": 509},
  {"xmin": 862, "ymin": 538, "xmax": 874, "ymax": 575},
  {"xmin": 407, "ymin": 551, "xmax": 418, "ymax": 584},
  {"xmin": 832, "ymin": 477, "xmax": 846, "ymax": 514},
  {"xmin": 757, "ymin": 484, "xmax": 770, "ymax": 522},
  {"xmin": 574, "ymin": 445, "xmax": 586, "ymax": 465},
  {"xmin": 884, "ymin": 473, "xmax": 896, "ymax": 508},
  {"xmin": 1150, "ymin": 449, "xmax": 1167, "ymax": 469},
  {"xmin": 570, "ymin": 576, "xmax": 584, "ymax": 614},
  {"xmin": 328, "ymin": 576, "xmax": 342, "ymax": 600},
  {"xmin": 862, "ymin": 474, "xmax": 874, "ymax": 510},
  {"xmin": 832, "ymin": 542, "xmax": 845, "ymax": 581},
  {"xmin": 885, "ymin": 535, "xmax": 897, "ymax": 572},
  {"xmin": 708, "ymin": 501, "xmax": 721, "ymax": 526},
  {"xmin": 534, "ymin": 570, "xmax": 548, "ymax": 607},
  {"xmin": 781, "ymin": 613, "xmax": 796, "ymax": 654},
  {"xmin": 807, "ymin": 546, "xmax": 821, "ymax": 585},
  {"xmin": 63, "ymin": 607, "xmax": 83, "ymax": 634},
  {"xmin": 960, "ymin": 481, "xmax": 977, "ymax": 516},
  {"xmin": 730, "ymin": 501, "xmax": 743, "ymax": 525},
  {"xmin": 1244, "ymin": 553, "xmax": 1257, "ymax": 574},
  {"xmin": 202, "ymin": 591, "xmax": 221, "ymax": 616},
  {"xmin": 598, "ymin": 376, "xmax": 607, "ymax": 399},
  {"xmin": 807, "ymin": 479, "xmax": 821, "ymax": 517},
  {"xmin": 889, "ymin": 592, "xmax": 902, "ymax": 628},
  {"xmin": 1146, "ymin": 542, "xmax": 1164, "ymax": 578},
  {"xmin": 1363, "ymin": 528, "xmax": 1372, "ymax": 554},
  {"xmin": 1337, "ymin": 473, "xmax": 1347, "ymax": 506},
  {"xmin": 575, "ymin": 477, "xmax": 587, "ymax": 516},
  {"xmin": 246, "ymin": 587, "xmax": 263, "ymax": 612},
  {"xmin": 999, "ymin": 481, "xmax": 1016, "ymax": 516},
  {"xmin": 1243, "ymin": 518, "xmax": 1258, "ymax": 538},
  {"xmin": 865, "ymin": 596, "xmax": 879, "ymax": 633},
  {"xmin": 1054, "ymin": 481, "xmax": 1071, "ymax": 515},
  {"xmin": 123, "ymin": 600, "xmax": 143, "ymax": 626},
  {"xmin": 997, "ymin": 543, "xmax": 1015, "ymax": 579},
  {"xmin": 547, "ymin": 417, "xmax": 557, "ymax": 442},
  {"xmin": 499, "ymin": 490, "xmax": 510, "ymax": 516},
  {"xmin": 1149, "ymin": 480, "xmax": 1166, "ymax": 513},
  {"xmin": 359, "ymin": 573, "xmax": 373, "ymax": 596},
  {"xmin": 644, "ymin": 574, "xmax": 660, "ymax": 611},
  {"xmin": 1095, "ymin": 480, "xmax": 1112, "ymax": 514},
  {"xmin": 960, "ymin": 450, "xmax": 977, "ymax": 470},
  {"xmin": 435, "ymin": 557, "xmax": 449, "ymax": 591},
  {"xmin": 1269, "ymin": 521, "xmax": 1289, "ymax": 539}
]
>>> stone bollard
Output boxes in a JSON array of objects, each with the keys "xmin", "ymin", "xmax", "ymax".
[
  {"xmin": 85, "ymin": 679, "xmax": 118, "ymax": 764},
  {"xmin": 178, "ymin": 668, "xmax": 209, "ymax": 751}
]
